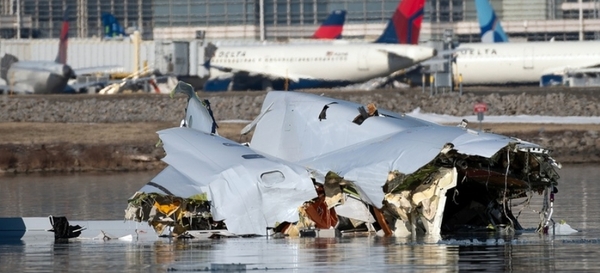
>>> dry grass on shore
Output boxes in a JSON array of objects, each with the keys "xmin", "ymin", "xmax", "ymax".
[
  {"xmin": 0, "ymin": 122, "xmax": 252, "ymax": 145},
  {"xmin": 2, "ymin": 122, "xmax": 600, "ymax": 145},
  {"xmin": 1, "ymin": 121, "xmax": 599, "ymax": 173}
]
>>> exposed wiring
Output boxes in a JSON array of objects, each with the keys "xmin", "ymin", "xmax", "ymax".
[{"xmin": 503, "ymin": 147, "xmax": 515, "ymax": 229}]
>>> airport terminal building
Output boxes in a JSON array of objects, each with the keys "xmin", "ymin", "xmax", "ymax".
[{"xmin": 0, "ymin": 0, "xmax": 600, "ymax": 43}]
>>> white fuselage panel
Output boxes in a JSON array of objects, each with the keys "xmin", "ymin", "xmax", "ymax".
[
  {"xmin": 209, "ymin": 43, "xmax": 436, "ymax": 83},
  {"xmin": 454, "ymin": 41, "xmax": 600, "ymax": 85}
]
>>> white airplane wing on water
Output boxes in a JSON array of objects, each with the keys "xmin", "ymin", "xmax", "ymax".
[
  {"xmin": 127, "ymin": 81, "xmax": 316, "ymax": 236},
  {"xmin": 127, "ymin": 81, "xmax": 562, "ymax": 238},
  {"xmin": 154, "ymin": 127, "xmax": 317, "ymax": 236}
]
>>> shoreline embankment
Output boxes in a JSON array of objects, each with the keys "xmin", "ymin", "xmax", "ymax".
[{"xmin": 1, "ymin": 88, "xmax": 599, "ymax": 174}]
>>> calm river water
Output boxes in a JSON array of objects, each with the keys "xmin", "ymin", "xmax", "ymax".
[{"xmin": 1, "ymin": 164, "xmax": 599, "ymax": 272}]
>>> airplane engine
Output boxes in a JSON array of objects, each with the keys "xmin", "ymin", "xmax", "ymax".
[
  {"xmin": 62, "ymin": 65, "xmax": 76, "ymax": 79},
  {"xmin": 0, "ymin": 53, "xmax": 19, "ymax": 81}
]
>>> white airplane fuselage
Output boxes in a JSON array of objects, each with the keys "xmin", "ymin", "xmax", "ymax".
[
  {"xmin": 7, "ymin": 61, "xmax": 74, "ymax": 94},
  {"xmin": 207, "ymin": 43, "xmax": 436, "ymax": 90},
  {"xmin": 454, "ymin": 41, "xmax": 600, "ymax": 85}
]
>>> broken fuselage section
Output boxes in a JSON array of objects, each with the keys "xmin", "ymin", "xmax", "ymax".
[{"xmin": 125, "ymin": 82, "xmax": 561, "ymax": 238}]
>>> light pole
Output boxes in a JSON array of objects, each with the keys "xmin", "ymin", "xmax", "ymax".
[{"xmin": 15, "ymin": 0, "xmax": 21, "ymax": 39}]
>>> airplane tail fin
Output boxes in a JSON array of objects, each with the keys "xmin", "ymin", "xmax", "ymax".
[
  {"xmin": 55, "ymin": 9, "xmax": 69, "ymax": 64},
  {"xmin": 374, "ymin": 0, "xmax": 425, "ymax": 44},
  {"xmin": 202, "ymin": 42, "xmax": 218, "ymax": 70},
  {"xmin": 312, "ymin": 10, "xmax": 346, "ymax": 39},
  {"xmin": 0, "ymin": 53, "xmax": 18, "ymax": 80},
  {"xmin": 475, "ymin": 0, "xmax": 508, "ymax": 43},
  {"xmin": 101, "ymin": 12, "xmax": 127, "ymax": 38}
]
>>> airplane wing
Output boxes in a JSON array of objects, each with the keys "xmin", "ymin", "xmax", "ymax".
[
  {"xmin": 540, "ymin": 63, "xmax": 600, "ymax": 86},
  {"xmin": 153, "ymin": 127, "xmax": 317, "ymax": 236},
  {"xmin": 73, "ymin": 65, "xmax": 122, "ymax": 75},
  {"xmin": 542, "ymin": 63, "xmax": 600, "ymax": 75},
  {"xmin": 129, "ymin": 80, "xmax": 317, "ymax": 235}
]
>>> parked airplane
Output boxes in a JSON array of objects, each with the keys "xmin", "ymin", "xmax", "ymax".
[
  {"xmin": 125, "ymin": 81, "xmax": 561, "ymax": 238},
  {"xmin": 0, "ymin": 11, "xmax": 75, "ymax": 94},
  {"xmin": 451, "ymin": 1, "xmax": 600, "ymax": 86},
  {"xmin": 0, "ymin": 11, "xmax": 121, "ymax": 94},
  {"xmin": 475, "ymin": 0, "xmax": 508, "ymax": 43},
  {"xmin": 453, "ymin": 40, "xmax": 600, "ymax": 86},
  {"xmin": 102, "ymin": 12, "xmax": 127, "ymax": 39},
  {"xmin": 312, "ymin": 10, "xmax": 346, "ymax": 39},
  {"xmin": 203, "ymin": 0, "xmax": 432, "ymax": 91},
  {"xmin": 375, "ymin": 0, "xmax": 424, "ymax": 44}
]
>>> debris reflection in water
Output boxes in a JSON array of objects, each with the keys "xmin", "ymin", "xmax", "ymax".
[{"xmin": 0, "ymin": 164, "xmax": 599, "ymax": 272}]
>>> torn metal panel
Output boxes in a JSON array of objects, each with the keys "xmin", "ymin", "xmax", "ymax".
[
  {"xmin": 140, "ymin": 166, "xmax": 208, "ymax": 197},
  {"xmin": 250, "ymin": 91, "xmax": 433, "ymax": 163},
  {"xmin": 334, "ymin": 194, "xmax": 376, "ymax": 224},
  {"xmin": 450, "ymin": 130, "xmax": 518, "ymax": 158},
  {"xmin": 412, "ymin": 167, "xmax": 457, "ymax": 236},
  {"xmin": 171, "ymin": 81, "xmax": 218, "ymax": 134},
  {"xmin": 247, "ymin": 91, "xmax": 561, "ymax": 236},
  {"xmin": 249, "ymin": 92, "xmax": 548, "ymax": 209},
  {"xmin": 134, "ymin": 127, "xmax": 317, "ymax": 236},
  {"xmin": 128, "ymin": 82, "xmax": 562, "ymax": 238}
]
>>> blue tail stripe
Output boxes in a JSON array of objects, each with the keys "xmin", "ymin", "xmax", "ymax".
[
  {"xmin": 375, "ymin": 20, "xmax": 398, "ymax": 44},
  {"xmin": 405, "ymin": 8, "xmax": 424, "ymax": 45},
  {"xmin": 479, "ymin": 13, "xmax": 498, "ymax": 37},
  {"xmin": 375, "ymin": 7, "xmax": 423, "ymax": 44},
  {"xmin": 321, "ymin": 10, "xmax": 346, "ymax": 26},
  {"xmin": 475, "ymin": 0, "xmax": 508, "ymax": 42}
]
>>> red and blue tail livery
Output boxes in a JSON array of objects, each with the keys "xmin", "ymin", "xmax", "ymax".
[
  {"xmin": 312, "ymin": 10, "xmax": 346, "ymax": 39},
  {"xmin": 55, "ymin": 9, "xmax": 69, "ymax": 64},
  {"xmin": 375, "ymin": 0, "xmax": 425, "ymax": 45}
]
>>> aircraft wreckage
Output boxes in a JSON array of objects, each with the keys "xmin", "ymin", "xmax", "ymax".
[{"xmin": 124, "ymin": 82, "xmax": 562, "ymax": 238}]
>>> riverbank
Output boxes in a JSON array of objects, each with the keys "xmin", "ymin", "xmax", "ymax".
[
  {"xmin": 1, "ymin": 121, "xmax": 599, "ymax": 174},
  {"xmin": 1, "ymin": 88, "xmax": 599, "ymax": 174}
]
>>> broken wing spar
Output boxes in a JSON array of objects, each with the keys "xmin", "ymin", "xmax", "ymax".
[{"xmin": 127, "ymin": 81, "xmax": 561, "ymax": 238}]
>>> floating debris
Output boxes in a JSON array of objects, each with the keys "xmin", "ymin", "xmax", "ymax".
[{"xmin": 125, "ymin": 81, "xmax": 562, "ymax": 239}]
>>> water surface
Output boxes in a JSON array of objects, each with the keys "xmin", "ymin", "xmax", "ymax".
[{"xmin": 1, "ymin": 164, "xmax": 599, "ymax": 272}]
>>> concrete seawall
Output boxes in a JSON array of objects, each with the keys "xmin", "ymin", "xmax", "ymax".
[{"xmin": 2, "ymin": 89, "xmax": 600, "ymax": 123}]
